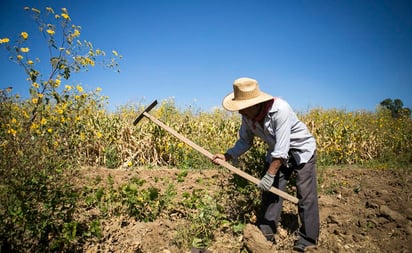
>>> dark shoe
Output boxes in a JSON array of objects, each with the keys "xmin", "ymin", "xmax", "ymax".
[
  {"xmin": 293, "ymin": 240, "xmax": 316, "ymax": 252},
  {"xmin": 293, "ymin": 241, "xmax": 306, "ymax": 252},
  {"xmin": 258, "ymin": 224, "xmax": 276, "ymax": 243}
]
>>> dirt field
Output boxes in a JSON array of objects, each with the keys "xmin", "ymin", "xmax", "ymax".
[{"xmin": 79, "ymin": 166, "xmax": 411, "ymax": 253}]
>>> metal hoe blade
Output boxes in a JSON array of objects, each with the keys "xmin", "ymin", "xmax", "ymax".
[{"xmin": 133, "ymin": 100, "xmax": 158, "ymax": 125}]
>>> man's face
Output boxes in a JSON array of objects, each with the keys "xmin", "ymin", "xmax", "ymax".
[{"xmin": 239, "ymin": 103, "xmax": 262, "ymax": 120}]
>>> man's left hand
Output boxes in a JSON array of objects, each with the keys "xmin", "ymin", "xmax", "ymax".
[{"xmin": 258, "ymin": 173, "xmax": 275, "ymax": 191}]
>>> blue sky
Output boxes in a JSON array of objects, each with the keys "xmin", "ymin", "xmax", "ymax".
[{"xmin": 1, "ymin": 0, "xmax": 411, "ymax": 112}]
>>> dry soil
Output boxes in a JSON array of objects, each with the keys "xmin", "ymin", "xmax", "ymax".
[{"xmin": 78, "ymin": 166, "xmax": 411, "ymax": 253}]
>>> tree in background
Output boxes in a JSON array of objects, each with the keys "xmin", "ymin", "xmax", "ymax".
[{"xmin": 380, "ymin": 98, "xmax": 411, "ymax": 118}]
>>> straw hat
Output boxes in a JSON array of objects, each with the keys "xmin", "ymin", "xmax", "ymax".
[{"xmin": 222, "ymin": 77, "xmax": 273, "ymax": 111}]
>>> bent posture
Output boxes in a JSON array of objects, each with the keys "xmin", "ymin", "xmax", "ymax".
[{"xmin": 212, "ymin": 77, "xmax": 319, "ymax": 252}]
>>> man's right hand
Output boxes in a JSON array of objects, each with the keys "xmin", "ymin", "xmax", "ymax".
[{"xmin": 211, "ymin": 153, "xmax": 231, "ymax": 164}]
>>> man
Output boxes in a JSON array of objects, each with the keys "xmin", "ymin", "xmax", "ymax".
[{"xmin": 212, "ymin": 77, "xmax": 319, "ymax": 252}]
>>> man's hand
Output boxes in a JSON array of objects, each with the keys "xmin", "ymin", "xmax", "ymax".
[
  {"xmin": 212, "ymin": 154, "xmax": 224, "ymax": 164},
  {"xmin": 212, "ymin": 153, "xmax": 231, "ymax": 165},
  {"xmin": 258, "ymin": 173, "xmax": 275, "ymax": 191},
  {"xmin": 258, "ymin": 158, "xmax": 282, "ymax": 190},
  {"xmin": 212, "ymin": 153, "xmax": 232, "ymax": 164}
]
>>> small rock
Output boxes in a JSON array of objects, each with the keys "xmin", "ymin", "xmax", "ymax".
[
  {"xmin": 380, "ymin": 205, "xmax": 404, "ymax": 222},
  {"xmin": 352, "ymin": 233, "xmax": 363, "ymax": 242},
  {"xmin": 327, "ymin": 215, "xmax": 341, "ymax": 225},
  {"xmin": 243, "ymin": 224, "xmax": 274, "ymax": 253},
  {"xmin": 366, "ymin": 201, "xmax": 379, "ymax": 209},
  {"xmin": 376, "ymin": 189, "xmax": 389, "ymax": 196},
  {"xmin": 406, "ymin": 225, "xmax": 412, "ymax": 236}
]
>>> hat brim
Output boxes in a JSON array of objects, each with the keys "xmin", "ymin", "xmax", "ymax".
[{"xmin": 222, "ymin": 92, "xmax": 273, "ymax": 111}]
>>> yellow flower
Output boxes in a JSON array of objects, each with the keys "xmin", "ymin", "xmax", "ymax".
[
  {"xmin": 57, "ymin": 108, "xmax": 64, "ymax": 114},
  {"xmin": 21, "ymin": 32, "xmax": 29, "ymax": 40},
  {"xmin": 32, "ymin": 82, "xmax": 40, "ymax": 88},
  {"xmin": 46, "ymin": 29, "xmax": 55, "ymax": 35},
  {"xmin": 73, "ymin": 29, "xmax": 80, "ymax": 37},
  {"xmin": 32, "ymin": 98, "xmax": 38, "ymax": 104},
  {"xmin": 0, "ymin": 38, "xmax": 10, "ymax": 44},
  {"xmin": 30, "ymin": 123, "xmax": 39, "ymax": 130},
  {"xmin": 17, "ymin": 55, "xmax": 23, "ymax": 61},
  {"xmin": 127, "ymin": 161, "xmax": 132, "ymax": 167},
  {"xmin": 65, "ymin": 85, "xmax": 72, "ymax": 91},
  {"xmin": 7, "ymin": 128, "xmax": 17, "ymax": 136},
  {"xmin": 79, "ymin": 57, "xmax": 95, "ymax": 66},
  {"xmin": 54, "ymin": 79, "xmax": 61, "ymax": 88},
  {"xmin": 112, "ymin": 50, "xmax": 119, "ymax": 56},
  {"xmin": 20, "ymin": 47, "xmax": 30, "ymax": 53},
  {"xmin": 11, "ymin": 118, "xmax": 17, "ymax": 124},
  {"xmin": 40, "ymin": 117, "xmax": 47, "ymax": 125},
  {"xmin": 47, "ymin": 128, "xmax": 53, "ymax": 133},
  {"xmin": 96, "ymin": 87, "xmax": 102, "ymax": 92},
  {"xmin": 96, "ymin": 132, "xmax": 102, "ymax": 139},
  {"xmin": 76, "ymin": 85, "xmax": 83, "ymax": 93},
  {"xmin": 27, "ymin": 60, "xmax": 34, "ymax": 65},
  {"xmin": 61, "ymin": 13, "xmax": 70, "ymax": 19},
  {"xmin": 38, "ymin": 93, "xmax": 44, "ymax": 98}
]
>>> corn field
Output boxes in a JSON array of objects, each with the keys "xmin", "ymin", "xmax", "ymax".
[{"xmin": 1, "ymin": 92, "xmax": 411, "ymax": 171}]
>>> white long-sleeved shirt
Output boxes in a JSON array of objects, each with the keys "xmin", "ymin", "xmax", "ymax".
[{"xmin": 226, "ymin": 98, "xmax": 316, "ymax": 165}]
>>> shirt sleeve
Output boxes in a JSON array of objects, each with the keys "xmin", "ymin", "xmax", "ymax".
[
  {"xmin": 226, "ymin": 117, "xmax": 254, "ymax": 161},
  {"xmin": 270, "ymin": 104, "xmax": 291, "ymax": 160}
]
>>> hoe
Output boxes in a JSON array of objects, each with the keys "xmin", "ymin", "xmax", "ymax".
[{"xmin": 133, "ymin": 100, "xmax": 298, "ymax": 204}]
